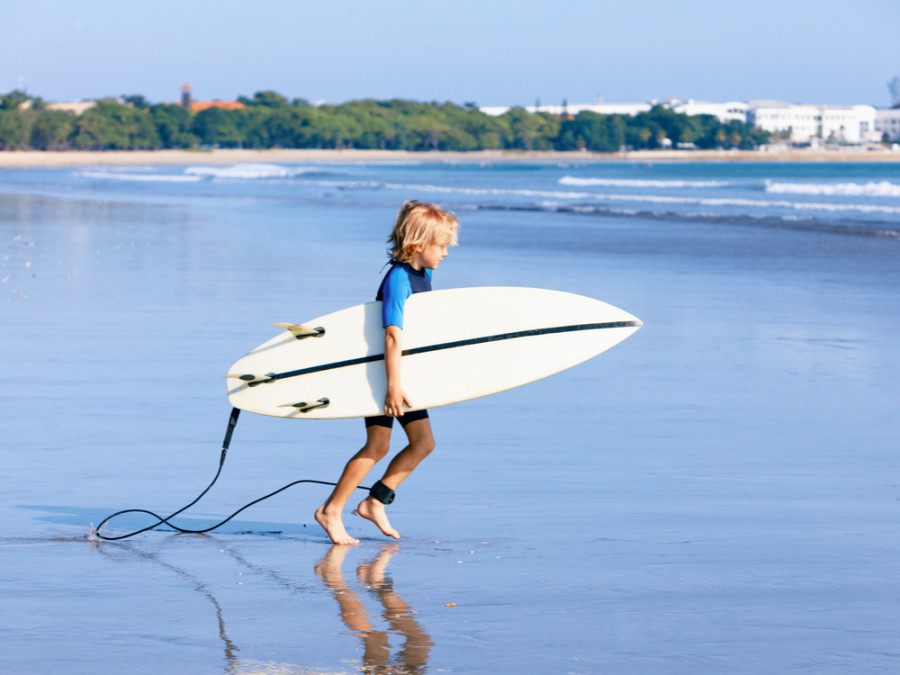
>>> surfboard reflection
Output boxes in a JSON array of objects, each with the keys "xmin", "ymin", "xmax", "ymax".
[{"xmin": 315, "ymin": 543, "xmax": 433, "ymax": 673}]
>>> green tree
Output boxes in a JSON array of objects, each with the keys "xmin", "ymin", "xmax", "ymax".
[
  {"xmin": 0, "ymin": 109, "xmax": 30, "ymax": 149},
  {"xmin": 330, "ymin": 100, "xmax": 398, "ymax": 149},
  {"xmin": 622, "ymin": 125, "xmax": 652, "ymax": 150},
  {"xmin": 239, "ymin": 90, "xmax": 291, "ymax": 109},
  {"xmin": 0, "ymin": 90, "xmax": 31, "ymax": 110},
  {"xmin": 191, "ymin": 107, "xmax": 243, "ymax": 147},
  {"xmin": 714, "ymin": 128, "xmax": 727, "ymax": 147},
  {"xmin": 123, "ymin": 94, "xmax": 151, "ymax": 110},
  {"xmin": 30, "ymin": 110, "xmax": 75, "ymax": 150},
  {"xmin": 72, "ymin": 101, "xmax": 160, "ymax": 149},
  {"xmin": 150, "ymin": 104, "xmax": 198, "ymax": 148},
  {"xmin": 557, "ymin": 111, "xmax": 625, "ymax": 152},
  {"xmin": 0, "ymin": 88, "xmax": 777, "ymax": 153},
  {"xmin": 501, "ymin": 107, "xmax": 545, "ymax": 151},
  {"xmin": 245, "ymin": 106, "xmax": 323, "ymax": 148}
]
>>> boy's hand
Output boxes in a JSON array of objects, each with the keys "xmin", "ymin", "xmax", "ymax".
[{"xmin": 384, "ymin": 386, "xmax": 412, "ymax": 417}]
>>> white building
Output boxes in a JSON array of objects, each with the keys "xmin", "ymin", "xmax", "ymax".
[
  {"xmin": 670, "ymin": 99, "xmax": 748, "ymax": 125},
  {"xmin": 44, "ymin": 101, "xmax": 98, "ymax": 115},
  {"xmin": 748, "ymin": 101, "xmax": 877, "ymax": 144},
  {"xmin": 875, "ymin": 108, "xmax": 900, "ymax": 140},
  {"xmin": 480, "ymin": 101, "xmax": 651, "ymax": 117},
  {"xmin": 23, "ymin": 98, "xmax": 125, "ymax": 116},
  {"xmin": 749, "ymin": 101, "xmax": 819, "ymax": 141}
]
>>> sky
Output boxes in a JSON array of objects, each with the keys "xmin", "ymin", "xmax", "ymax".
[{"xmin": 2, "ymin": 0, "xmax": 899, "ymax": 108}]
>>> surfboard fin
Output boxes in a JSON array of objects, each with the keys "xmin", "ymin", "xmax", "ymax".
[
  {"xmin": 223, "ymin": 372, "xmax": 277, "ymax": 387},
  {"xmin": 273, "ymin": 323, "xmax": 325, "ymax": 340},
  {"xmin": 277, "ymin": 398, "xmax": 330, "ymax": 413}
]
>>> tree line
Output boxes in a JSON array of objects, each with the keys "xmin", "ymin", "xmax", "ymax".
[{"xmin": 0, "ymin": 89, "xmax": 770, "ymax": 152}]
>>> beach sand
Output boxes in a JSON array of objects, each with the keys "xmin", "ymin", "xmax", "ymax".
[{"xmin": 2, "ymin": 146, "xmax": 900, "ymax": 168}]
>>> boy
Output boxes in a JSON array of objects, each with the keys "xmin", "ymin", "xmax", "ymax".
[{"xmin": 315, "ymin": 200, "xmax": 460, "ymax": 545}]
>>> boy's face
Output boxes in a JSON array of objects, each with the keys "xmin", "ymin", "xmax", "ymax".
[{"xmin": 411, "ymin": 241, "xmax": 449, "ymax": 270}]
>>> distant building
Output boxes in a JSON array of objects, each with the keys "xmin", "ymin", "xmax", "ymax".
[
  {"xmin": 875, "ymin": 108, "xmax": 900, "ymax": 140},
  {"xmin": 179, "ymin": 85, "xmax": 244, "ymax": 112},
  {"xmin": 670, "ymin": 99, "xmax": 748, "ymax": 125},
  {"xmin": 480, "ymin": 99, "xmax": 651, "ymax": 117},
  {"xmin": 34, "ymin": 97, "xmax": 124, "ymax": 115},
  {"xmin": 479, "ymin": 105, "xmax": 518, "ymax": 116},
  {"xmin": 749, "ymin": 101, "xmax": 878, "ymax": 144},
  {"xmin": 44, "ymin": 101, "xmax": 98, "ymax": 115}
]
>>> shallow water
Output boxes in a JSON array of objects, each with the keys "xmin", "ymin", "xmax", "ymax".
[{"xmin": 2, "ymin": 161, "xmax": 899, "ymax": 673}]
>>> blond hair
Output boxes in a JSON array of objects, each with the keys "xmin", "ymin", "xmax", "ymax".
[{"xmin": 387, "ymin": 200, "xmax": 459, "ymax": 263}]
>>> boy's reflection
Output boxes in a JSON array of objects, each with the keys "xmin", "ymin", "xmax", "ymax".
[{"xmin": 315, "ymin": 543, "xmax": 432, "ymax": 673}]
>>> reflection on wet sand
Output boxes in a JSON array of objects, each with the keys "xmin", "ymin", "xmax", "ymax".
[
  {"xmin": 315, "ymin": 544, "xmax": 433, "ymax": 673},
  {"xmin": 95, "ymin": 539, "xmax": 241, "ymax": 672},
  {"xmin": 90, "ymin": 535, "xmax": 431, "ymax": 673}
]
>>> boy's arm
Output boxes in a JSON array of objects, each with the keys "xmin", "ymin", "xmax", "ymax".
[{"xmin": 384, "ymin": 324, "xmax": 412, "ymax": 417}]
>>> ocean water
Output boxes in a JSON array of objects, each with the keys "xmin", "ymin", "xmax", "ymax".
[{"xmin": 1, "ymin": 159, "xmax": 899, "ymax": 674}]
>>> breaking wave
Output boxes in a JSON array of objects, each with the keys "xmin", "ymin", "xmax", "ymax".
[
  {"xmin": 479, "ymin": 202, "xmax": 900, "ymax": 239},
  {"xmin": 367, "ymin": 180, "xmax": 900, "ymax": 215},
  {"xmin": 79, "ymin": 163, "xmax": 339, "ymax": 183},
  {"xmin": 184, "ymin": 163, "xmax": 329, "ymax": 180},
  {"xmin": 765, "ymin": 180, "xmax": 900, "ymax": 198},
  {"xmin": 79, "ymin": 170, "xmax": 203, "ymax": 183},
  {"xmin": 559, "ymin": 176, "xmax": 732, "ymax": 188}
]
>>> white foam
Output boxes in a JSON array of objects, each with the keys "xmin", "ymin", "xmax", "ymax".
[
  {"xmin": 382, "ymin": 182, "xmax": 593, "ymax": 200},
  {"xmin": 611, "ymin": 192, "xmax": 900, "ymax": 215},
  {"xmin": 559, "ymin": 176, "xmax": 731, "ymax": 188},
  {"xmin": 79, "ymin": 170, "xmax": 203, "ymax": 183},
  {"xmin": 373, "ymin": 181, "xmax": 900, "ymax": 215},
  {"xmin": 765, "ymin": 180, "xmax": 900, "ymax": 198},
  {"xmin": 302, "ymin": 179, "xmax": 382, "ymax": 189},
  {"xmin": 184, "ymin": 163, "xmax": 320, "ymax": 180}
]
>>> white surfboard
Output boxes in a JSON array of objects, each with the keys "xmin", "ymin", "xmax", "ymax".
[{"xmin": 225, "ymin": 287, "xmax": 641, "ymax": 419}]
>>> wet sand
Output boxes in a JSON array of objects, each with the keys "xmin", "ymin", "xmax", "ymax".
[{"xmin": 2, "ymin": 161, "xmax": 899, "ymax": 673}]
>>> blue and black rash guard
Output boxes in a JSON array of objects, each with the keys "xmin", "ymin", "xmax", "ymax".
[{"xmin": 376, "ymin": 261, "xmax": 433, "ymax": 329}]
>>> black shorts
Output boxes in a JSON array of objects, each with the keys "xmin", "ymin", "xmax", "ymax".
[{"xmin": 364, "ymin": 409, "xmax": 429, "ymax": 429}]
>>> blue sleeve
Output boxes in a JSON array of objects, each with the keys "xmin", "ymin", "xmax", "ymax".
[{"xmin": 381, "ymin": 267, "xmax": 412, "ymax": 329}]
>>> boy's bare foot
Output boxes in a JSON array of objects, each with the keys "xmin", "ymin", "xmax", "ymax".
[
  {"xmin": 356, "ymin": 496, "xmax": 400, "ymax": 540},
  {"xmin": 315, "ymin": 505, "xmax": 359, "ymax": 545}
]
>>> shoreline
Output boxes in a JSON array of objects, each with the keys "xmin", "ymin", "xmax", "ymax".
[{"xmin": 2, "ymin": 147, "xmax": 900, "ymax": 168}]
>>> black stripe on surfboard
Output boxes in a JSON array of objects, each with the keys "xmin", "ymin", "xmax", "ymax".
[{"xmin": 268, "ymin": 321, "xmax": 639, "ymax": 383}]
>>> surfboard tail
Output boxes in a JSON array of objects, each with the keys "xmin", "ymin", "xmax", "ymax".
[{"xmin": 277, "ymin": 398, "xmax": 330, "ymax": 413}]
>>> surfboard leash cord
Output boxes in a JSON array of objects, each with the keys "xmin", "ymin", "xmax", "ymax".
[{"xmin": 91, "ymin": 407, "xmax": 372, "ymax": 541}]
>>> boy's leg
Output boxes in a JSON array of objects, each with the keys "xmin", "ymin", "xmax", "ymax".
[
  {"xmin": 316, "ymin": 424, "xmax": 392, "ymax": 545},
  {"xmin": 378, "ymin": 416, "xmax": 436, "ymax": 490},
  {"xmin": 356, "ymin": 417, "xmax": 435, "ymax": 539}
]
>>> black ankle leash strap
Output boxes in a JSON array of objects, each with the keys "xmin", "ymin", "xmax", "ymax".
[{"xmin": 369, "ymin": 480, "xmax": 396, "ymax": 505}]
